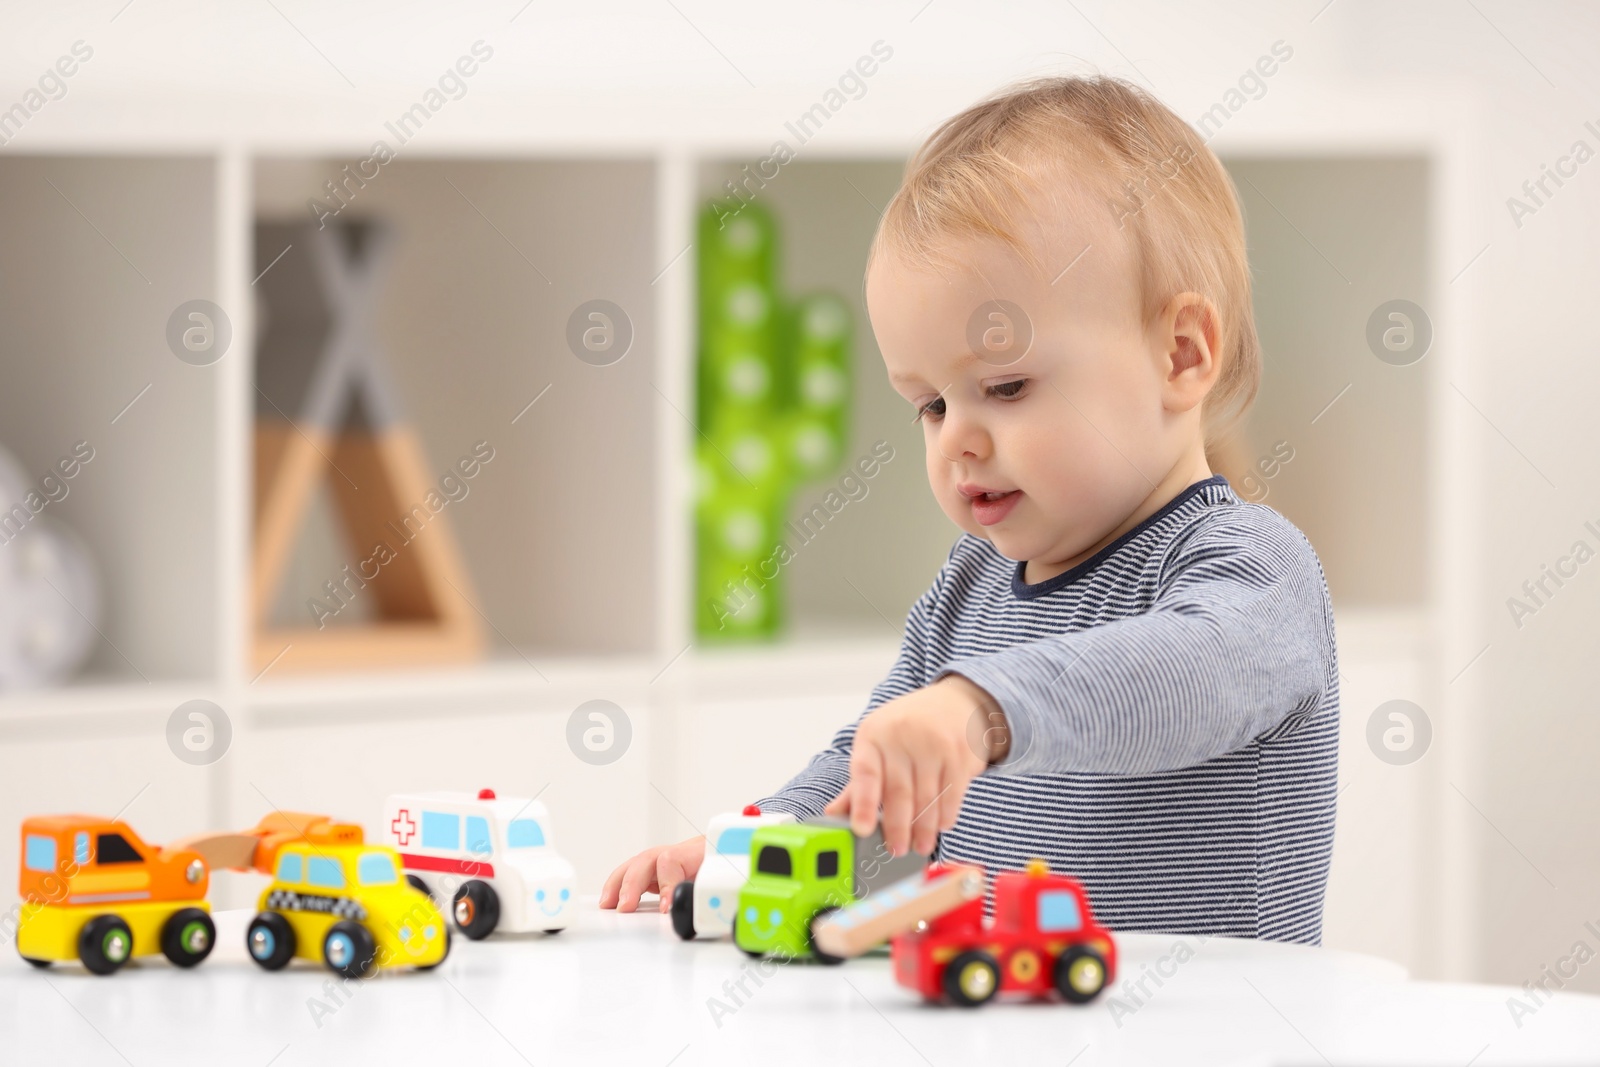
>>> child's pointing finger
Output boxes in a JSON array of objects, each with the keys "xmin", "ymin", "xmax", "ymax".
[
  {"xmin": 878, "ymin": 749, "xmax": 916, "ymax": 855},
  {"xmin": 823, "ymin": 781, "xmax": 852, "ymax": 818},
  {"xmin": 655, "ymin": 852, "xmax": 686, "ymax": 914},
  {"xmin": 846, "ymin": 742, "xmax": 885, "ymax": 838}
]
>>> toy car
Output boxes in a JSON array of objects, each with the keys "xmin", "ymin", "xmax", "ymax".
[
  {"xmin": 382, "ymin": 789, "xmax": 575, "ymax": 939},
  {"xmin": 891, "ymin": 860, "xmax": 1116, "ymax": 1006},
  {"xmin": 15, "ymin": 815, "xmax": 214, "ymax": 975},
  {"xmin": 733, "ymin": 818, "xmax": 923, "ymax": 963},
  {"xmin": 670, "ymin": 804, "xmax": 792, "ymax": 940},
  {"xmin": 246, "ymin": 841, "xmax": 449, "ymax": 977}
]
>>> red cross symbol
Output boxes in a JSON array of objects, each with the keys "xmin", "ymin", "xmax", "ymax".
[{"xmin": 391, "ymin": 809, "xmax": 417, "ymax": 845}]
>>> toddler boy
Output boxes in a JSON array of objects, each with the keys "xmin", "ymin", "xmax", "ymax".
[{"xmin": 603, "ymin": 74, "xmax": 1338, "ymax": 943}]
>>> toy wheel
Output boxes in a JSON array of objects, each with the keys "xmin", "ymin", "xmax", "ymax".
[
  {"xmin": 452, "ymin": 880, "xmax": 500, "ymax": 940},
  {"xmin": 405, "ymin": 874, "xmax": 433, "ymax": 899},
  {"xmin": 416, "ymin": 927, "xmax": 450, "ymax": 971},
  {"xmin": 160, "ymin": 908, "xmax": 216, "ymax": 968},
  {"xmin": 543, "ymin": 927, "xmax": 564, "ymax": 935},
  {"xmin": 78, "ymin": 915, "xmax": 133, "ymax": 976},
  {"xmin": 323, "ymin": 921, "xmax": 377, "ymax": 980},
  {"xmin": 730, "ymin": 917, "xmax": 763, "ymax": 959},
  {"xmin": 670, "ymin": 880, "xmax": 697, "ymax": 940},
  {"xmin": 808, "ymin": 906, "xmax": 844, "ymax": 966},
  {"xmin": 1054, "ymin": 945, "xmax": 1109, "ymax": 1003},
  {"xmin": 246, "ymin": 912, "xmax": 296, "ymax": 971},
  {"xmin": 943, "ymin": 950, "xmax": 1001, "ymax": 1007}
]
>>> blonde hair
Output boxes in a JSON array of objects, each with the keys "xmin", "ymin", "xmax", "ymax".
[{"xmin": 870, "ymin": 74, "xmax": 1260, "ymax": 444}]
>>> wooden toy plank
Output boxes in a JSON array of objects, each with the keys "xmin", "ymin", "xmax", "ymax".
[
  {"xmin": 169, "ymin": 812, "xmax": 364, "ymax": 873},
  {"xmin": 169, "ymin": 832, "xmax": 260, "ymax": 872},
  {"xmin": 812, "ymin": 864, "xmax": 983, "ymax": 960}
]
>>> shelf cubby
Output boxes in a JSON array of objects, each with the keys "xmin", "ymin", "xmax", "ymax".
[
  {"xmin": 251, "ymin": 156, "xmax": 662, "ymax": 663},
  {"xmin": 0, "ymin": 154, "xmax": 221, "ymax": 685}
]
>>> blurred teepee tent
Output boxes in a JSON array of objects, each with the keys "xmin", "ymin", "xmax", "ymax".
[{"xmin": 251, "ymin": 220, "xmax": 484, "ymax": 673}]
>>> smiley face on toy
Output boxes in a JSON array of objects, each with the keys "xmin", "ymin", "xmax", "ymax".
[
  {"xmin": 743, "ymin": 904, "xmax": 787, "ymax": 941},
  {"xmin": 705, "ymin": 892, "xmax": 736, "ymax": 928},
  {"xmin": 534, "ymin": 885, "xmax": 571, "ymax": 919}
]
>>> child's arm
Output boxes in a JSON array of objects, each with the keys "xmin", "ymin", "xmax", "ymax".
[
  {"xmin": 944, "ymin": 512, "xmax": 1335, "ymax": 775},
  {"xmin": 748, "ymin": 551, "xmax": 953, "ymax": 817},
  {"xmin": 599, "ymin": 545, "xmax": 960, "ymax": 912},
  {"xmin": 831, "ymin": 511, "xmax": 1336, "ymax": 853}
]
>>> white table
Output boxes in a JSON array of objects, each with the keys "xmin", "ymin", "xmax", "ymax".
[{"xmin": 5, "ymin": 902, "xmax": 1598, "ymax": 1065}]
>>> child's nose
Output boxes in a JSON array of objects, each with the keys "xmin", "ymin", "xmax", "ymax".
[{"xmin": 937, "ymin": 408, "xmax": 991, "ymax": 462}]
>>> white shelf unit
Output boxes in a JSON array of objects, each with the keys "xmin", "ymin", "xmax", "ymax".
[{"xmin": 0, "ymin": 84, "xmax": 1486, "ymax": 976}]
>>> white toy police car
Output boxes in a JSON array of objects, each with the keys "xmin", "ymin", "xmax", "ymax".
[{"xmin": 671, "ymin": 805, "xmax": 793, "ymax": 940}]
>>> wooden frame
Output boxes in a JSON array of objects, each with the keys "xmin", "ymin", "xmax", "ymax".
[{"xmin": 250, "ymin": 221, "xmax": 484, "ymax": 673}]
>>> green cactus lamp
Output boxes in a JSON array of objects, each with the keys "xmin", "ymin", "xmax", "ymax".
[{"xmin": 695, "ymin": 202, "xmax": 853, "ymax": 640}]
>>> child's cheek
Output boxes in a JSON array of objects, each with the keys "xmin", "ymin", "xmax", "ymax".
[{"xmin": 1009, "ymin": 416, "xmax": 1068, "ymax": 492}]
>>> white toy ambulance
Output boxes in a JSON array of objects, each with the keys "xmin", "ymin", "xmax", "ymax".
[
  {"xmin": 382, "ymin": 789, "xmax": 575, "ymax": 938},
  {"xmin": 670, "ymin": 804, "xmax": 793, "ymax": 940}
]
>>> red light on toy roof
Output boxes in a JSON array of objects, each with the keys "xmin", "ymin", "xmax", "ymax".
[
  {"xmin": 742, "ymin": 804, "xmax": 761, "ymax": 816},
  {"xmin": 478, "ymin": 788, "xmax": 496, "ymax": 800}
]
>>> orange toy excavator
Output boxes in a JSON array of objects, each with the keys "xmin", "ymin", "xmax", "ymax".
[{"xmin": 15, "ymin": 815, "xmax": 216, "ymax": 975}]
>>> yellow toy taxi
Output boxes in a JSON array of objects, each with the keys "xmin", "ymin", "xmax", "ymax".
[{"xmin": 246, "ymin": 841, "xmax": 449, "ymax": 978}]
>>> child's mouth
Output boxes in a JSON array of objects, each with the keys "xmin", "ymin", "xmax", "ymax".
[{"xmin": 969, "ymin": 489, "xmax": 1022, "ymax": 526}]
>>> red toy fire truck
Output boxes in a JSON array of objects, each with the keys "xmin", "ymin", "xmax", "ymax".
[{"xmin": 889, "ymin": 860, "xmax": 1117, "ymax": 1007}]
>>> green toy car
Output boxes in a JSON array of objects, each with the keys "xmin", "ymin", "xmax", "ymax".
[{"xmin": 733, "ymin": 819, "xmax": 924, "ymax": 964}]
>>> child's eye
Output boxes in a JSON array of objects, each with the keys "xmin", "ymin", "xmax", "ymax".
[
  {"xmin": 917, "ymin": 396, "xmax": 946, "ymax": 422},
  {"xmin": 988, "ymin": 378, "xmax": 1029, "ymax": 399}
]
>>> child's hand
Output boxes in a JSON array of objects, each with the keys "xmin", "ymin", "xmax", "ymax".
[
  {"xmin": 824, "ymin": 674, "xmax": 1008, "ymax": 857},
  {"xmin": 600, "ymin": 835, "xmax": 706, "ymax": 913}
]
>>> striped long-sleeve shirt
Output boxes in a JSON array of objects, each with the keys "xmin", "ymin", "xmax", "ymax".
[{"xmin": 755, "ymin": 474, "xmax": 1341, "ymax": 944}]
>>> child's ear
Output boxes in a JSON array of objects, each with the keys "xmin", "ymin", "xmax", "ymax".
[{"xmin": 1154, "ymin": 291, "xmax": 1222, "ymax": 413}]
